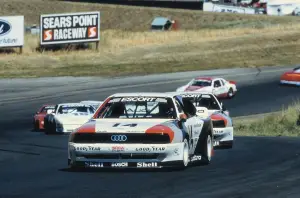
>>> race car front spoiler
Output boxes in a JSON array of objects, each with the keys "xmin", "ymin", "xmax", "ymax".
[
  {"xmin": 280, "ymin": 80, "xmax": 300, "ymax": 86},
  {"xmin": 74, "ymin": 161, "xmax": 165, "ymax": 169}
]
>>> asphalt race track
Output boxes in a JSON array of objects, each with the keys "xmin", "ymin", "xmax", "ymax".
[{"xmin": 1, "ymin": 66, "xmax": 300, "ymax": 198}]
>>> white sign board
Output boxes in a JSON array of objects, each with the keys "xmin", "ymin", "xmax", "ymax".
[
  {"xmin": 0, "ymin": 16, "xmax": 24, "ymax": 47},
  {"xmin": 267, "ymin": 3, "xmax": 300, "ymax": 15},
  {"xmin": 40, "ymin": 11, "xmax": 100, "ymax": 45},
  {"xmin": 203, "ymin": 2, "xmax": 255, "ymax": 14}
]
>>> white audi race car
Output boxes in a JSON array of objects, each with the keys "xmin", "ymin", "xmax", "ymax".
[
  {"xmin": 68, "ymin": 92, "xmax": 214, "ymax": 170},
  {"xmin": 176, "ymin": 77, "xmax": 237, "ymax": 99},
  {"xmin": 44, "ymin": 103, "xmax": 96, "ymax": 134},
  {"xmin": 173, "ymin": 92, "xmax": 234, "ymax": 149}
]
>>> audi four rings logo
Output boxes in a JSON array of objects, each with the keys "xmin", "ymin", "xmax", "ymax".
[{"xmin": 111, "ymin": 135, "xmax": 127, "ymax": 141}]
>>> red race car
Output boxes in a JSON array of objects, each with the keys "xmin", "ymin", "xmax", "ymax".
[
  {"xmin": 280, "ymin": 67, "xmax": 300, "ymax": 86},
  {"xmin": 33, "ymin": 104, "xmax": 55, "ymax": 131}
]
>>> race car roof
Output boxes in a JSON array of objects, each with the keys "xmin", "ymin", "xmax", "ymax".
[
  {"xmin": 109, "ymin": 92, "xmax": 179, "ymax": 98},
  {"xmin": 58, "ymin": 103, "xmax": 92, "ymax": 106},
  {"xmin": 168, "ymin": 91, "xmax": 214, "ymax": 96},
  {"xmin": 194, "ymin": 77, "xmax": 215, "ymax": 81},
  {"xmin": 80, "ymin": 101, "xmax": 103, "ymax": 104}
]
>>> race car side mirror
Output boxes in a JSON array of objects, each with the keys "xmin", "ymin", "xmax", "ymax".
[{"xmin": 179, "ymin": 113, "xmax": 187, "ymax": 122}]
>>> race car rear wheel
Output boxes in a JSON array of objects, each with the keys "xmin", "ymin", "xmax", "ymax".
[{"xmin": 195, "ymin": 133, "xmax": 213, "ymax": 165}]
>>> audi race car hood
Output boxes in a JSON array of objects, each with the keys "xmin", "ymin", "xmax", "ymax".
[{"xmin": 76, "ymin": 118, "xmax": 175, "ymax": 134}]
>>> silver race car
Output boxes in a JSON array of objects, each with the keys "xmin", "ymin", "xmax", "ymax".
[
  {"xmin": 173, "ymin": 92, "xmax": 234, "ymax": 149},
  {"xmin": 68, "ymin": 92, "xmax": 214, "ymax": 170}
]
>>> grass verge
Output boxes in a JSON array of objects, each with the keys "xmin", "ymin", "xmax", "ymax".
[
  {"xmin": 234, "ymin": 103, "xmax": 300, "ymax": 137},
  {"xmin": 1, "ymin": 0, "xmax": 300, "ymax": 78}
]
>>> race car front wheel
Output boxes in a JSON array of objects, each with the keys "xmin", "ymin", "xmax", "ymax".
[
  {"xmin": 205, "ymin": 135, "xmax": 213, "ymax": 163},
  {"xmin": 227, "ymin": 88, "xmax": 234, "ymax": 98},
  {"xmin": 174, "ymin": 138, "xmax": 189, "ymax": 170},
  {"xmin": 33, "ymin": 120, "xmax": 39, "ymax": 131}
]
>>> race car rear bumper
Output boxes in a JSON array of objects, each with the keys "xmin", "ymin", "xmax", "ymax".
[
  {"xmin": 68, "ymin": 142, "xmax": 184, "ymax": 169},
  {"xmin": 280, "ymin": 80, "xmax": 300, "ymax": 86}
]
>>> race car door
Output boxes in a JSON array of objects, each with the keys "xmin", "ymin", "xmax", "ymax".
[
  {"xmin": 174, "ymin": 97, "xmax": 203, "ymax": 155},
  {"xmin": 212, "ymin": 79, "xmax": 227, "ymax": 97}
]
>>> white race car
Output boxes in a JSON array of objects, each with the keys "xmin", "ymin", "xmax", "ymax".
[
  {"xmin": 80, "ymin": 100, "xmax": 103, "ymax": 110},
  {"xmin": 44, "ymin": 103, "xmax": 96, "ymax": 134},
  {"xmin": 68, "ymin": 92, "xmax": 214, "ymax": 170},
  {"xmin": 176, "ymin": 77, "xmax": 237, "ymax": 99},
  {"xmin": 174, "ymin": 92, "xmax": 234, "ymax": 149}
]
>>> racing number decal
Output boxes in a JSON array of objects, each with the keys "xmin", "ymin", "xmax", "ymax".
[{"xmin": 113, "ymin": 123, "xmax": 137, "ymax": 127}]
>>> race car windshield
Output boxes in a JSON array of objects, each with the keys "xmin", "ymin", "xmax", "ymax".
[
  {"xmin": 181, "ymin": 94, "xmax": 220, "ymax": 110},
  {"xmin": 57, "ymin": 105, "xmax": 94, "ymax": 114},
  {"xmin": 41, "ymin": 106, "xmax": 55, "ymax": 113},
  {"xmin": 191, "ymin": 80, "xmax": 212, "ymax": 87},
  {"xmin": 98, "ymin": 97, "xmax": 177, "ymax": 119}
]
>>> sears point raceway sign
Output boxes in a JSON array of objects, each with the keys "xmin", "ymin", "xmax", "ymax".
[
  {"xmin": 40, "ymin": 11, "xmax": 100, "ymax": 45},
  {"xmin": 0, "ymin": 16, "xmax": 24, "ymax": 47}
]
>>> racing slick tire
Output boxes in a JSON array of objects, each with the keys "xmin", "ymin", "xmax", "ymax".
[
  {"xmin": 33, "ymin": 120, "xmax": 39, "ymax": 131},
  {"xmin": 193, "ymin": 130, "xmax": 213, "ymax": 166},
  {"xmin": 227, "ymin": 88, "xmax": 234, "ymax": 99},
  {"xmin": 199, "ymin": 134, "xmax": 213, "ymax": 165},
  {"xmin": 68, "ymin": 159, "xmax": 84, "ymax": 171}
]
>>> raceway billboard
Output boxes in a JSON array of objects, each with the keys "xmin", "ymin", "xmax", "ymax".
[
  {"xmin": 0, "ymin": 16, "xmax": 24, "ymax": 48},
  {"xmin": 40, "ymin": 11, "xmax": 100, "ymax": 45}
]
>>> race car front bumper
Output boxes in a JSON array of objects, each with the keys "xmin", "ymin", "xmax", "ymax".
[
  {"xmin": 280, "ymin": 80, "xmax": 300, "ymax": 86},
  {"xmin": 213, "ymin": 127, "xmax": 233, "ymax": 148},
  {"xmin": 56, "ymin": 124, "xmax": 83, "ymax": 133},
  {"xmin": 68, "ymin": 142, "xmax": 184, "ymax": 169}
]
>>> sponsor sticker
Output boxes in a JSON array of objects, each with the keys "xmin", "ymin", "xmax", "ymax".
[
  {"xmin": 181, "ymin": 94, "xmax": 201, "ymax": 98},
  {"xmin": 109, "ymin": 98, "xmax": 122, "ymax": 103},
  {"xmin": 112, "ymin": 146, "xmax": 125, "ymax": 152},
  {"xmin": 190, "ymin": 155, "xmax": 202, "ymax": 162},
  {"xmin": 137, "ymin": 162, "xmax": 158, "ymax": 168},
  {"xmin": 85, "ymin": 161, "xmax": 103, "ymax": 168},
  {"xmin": 75, "ymin": 146, "xmax": 101, "ymax": 151},
  {"xmin": 111, "ymin": 162, "xmax": 128, "ymax": 167},
  {"xmin": 213, "ymin": 129, "xmax": 224, "ymax": 134},
  {"xmin": 173, "ymin": 148, "xmax": 180, "ymax": 156},
  {"xmin": 135, "ymin": 146, "xmax": 166, "ymax": 152},
  {"xmin": 193, "ymin": 123, "xmax": 202, "ymax": 128},
  {"xmin": 121, "ymin": 97, "xmax": 157, "ymax": 102}
]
